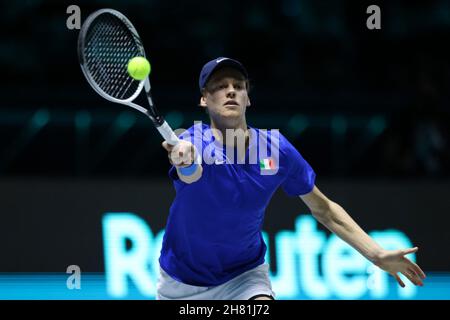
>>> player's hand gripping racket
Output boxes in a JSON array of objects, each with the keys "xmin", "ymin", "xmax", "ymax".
[{"xmin": 77, "ymin": 8, "xmax": 179, "ymax": 146}]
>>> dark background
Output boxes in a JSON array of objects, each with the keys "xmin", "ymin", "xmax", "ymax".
[
  {"xmin": 1, "ymin": 178, "xmax": 449, "ymax": 272},
  {"xmin": 0, "ymin": 1, "xmax": 449, "ymax": 274},
  {"xmin": 1, "ymin": 0, "xmax": 449, "ymax": 178}
]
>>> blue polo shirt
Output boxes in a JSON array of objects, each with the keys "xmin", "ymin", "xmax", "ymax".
[{"xmin": 159, "ymin": 123, "xmax": 316, "ymax": 286}]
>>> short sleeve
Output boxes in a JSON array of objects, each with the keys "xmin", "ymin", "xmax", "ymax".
[{"xmin": 280, "ymin": 136, "xmax": 316, "ymax": 196}]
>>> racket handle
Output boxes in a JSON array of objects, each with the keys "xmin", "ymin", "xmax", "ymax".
[{"xmin": 157, "ymin": 121, "xmax": 179, "ymax": 146}]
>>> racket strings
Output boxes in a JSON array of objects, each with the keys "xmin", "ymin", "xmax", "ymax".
[
  {"xmin": 88, "ymin": 17, "xmax": 136, "ymax": 97},
  {"xmin": 83, "ymin": 13, "xmax": 144, "ymax": 101},
  {"xmin": 87, "ymin": 17, "xmax": 128, "ymax": 92}
]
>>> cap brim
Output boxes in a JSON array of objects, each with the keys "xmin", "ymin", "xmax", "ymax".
[{"xmin": 203, "ymin": 60, "xmax": 248, "ymax": 88}]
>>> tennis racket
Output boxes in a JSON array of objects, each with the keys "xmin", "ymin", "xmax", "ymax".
[{"xmin": 77, "ymin": 8, "xmax": 179, "ymax": 146}]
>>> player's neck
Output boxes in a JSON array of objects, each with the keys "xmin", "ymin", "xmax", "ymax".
[{"xmin": 210, "ymin": 119, "xmax": 249, "ymax": 148}]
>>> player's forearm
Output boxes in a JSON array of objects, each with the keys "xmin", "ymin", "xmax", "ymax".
[
  {"xmin": 176, "ymin": 164, "xmax": 203, "ymax": 184},
  {"xmin": 314, "ymin": 201, "xmax": 383, "ymax": 263}
]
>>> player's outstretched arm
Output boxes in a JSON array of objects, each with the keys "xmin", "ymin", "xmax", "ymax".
[
  {"xmin": 299, "ymin": 186, "xmax": 426, "ymax": 287},
  {"xmin": 162, "ymin": 140, "xmax": 203, "ymax": 184}
]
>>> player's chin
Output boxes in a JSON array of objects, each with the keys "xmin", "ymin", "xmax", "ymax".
[
  {"xmin": 220, "ymin": 112, "xmax": 241, "ymax": 120},
  {"xmin": 220, "ymin": 106, "xmax": 242, "ymax": 117}
]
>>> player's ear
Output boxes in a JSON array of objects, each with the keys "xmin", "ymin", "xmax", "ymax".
[
  {"xmin": 199, "ymin": 96, "xmax": 207, "ymax": 108},
  {"xmin": 246, "ymin": 97, "xmax": 251, "ymax": 107}
]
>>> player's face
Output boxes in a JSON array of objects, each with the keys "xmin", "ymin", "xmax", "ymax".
[{"xmin": 200, "ymin": 68, "xmax": 250, "ymax": 125}]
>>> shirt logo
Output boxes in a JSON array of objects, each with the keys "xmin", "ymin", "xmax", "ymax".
[
  {"xmin": 216, "ymin": 58, "xmax": 228, "ymax": 64},
  {"xmin": 215, "ymin": 159, "xmax": 226, "ymax": 165}
]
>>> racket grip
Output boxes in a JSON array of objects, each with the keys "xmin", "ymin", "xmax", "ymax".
[{"xmin": 157, "ymin": 121, "xmax": 179, "ymax": 146}]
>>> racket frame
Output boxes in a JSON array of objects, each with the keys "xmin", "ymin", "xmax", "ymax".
[{"xmin": 78, "ymin": 8, "xmax": 179, "ymax": 145}]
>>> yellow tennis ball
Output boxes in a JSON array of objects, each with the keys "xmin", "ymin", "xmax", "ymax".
[{"xmin": 127, "ymin": 56, "xmax": 151, "ymax": 80}]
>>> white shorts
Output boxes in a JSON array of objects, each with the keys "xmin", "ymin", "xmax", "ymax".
[{"xmin": 156, "ymin": 263, "xmax": 276, "ymax": 300}]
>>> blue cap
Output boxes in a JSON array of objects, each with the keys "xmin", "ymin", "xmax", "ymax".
[{"xmin": 199, "ymin": 57, "xmax": 248, "ymax": 91}]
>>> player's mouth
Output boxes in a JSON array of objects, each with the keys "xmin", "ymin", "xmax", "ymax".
[{"xmin": 224, "ymin": 100, "xmax": 239, "ymax": 108}]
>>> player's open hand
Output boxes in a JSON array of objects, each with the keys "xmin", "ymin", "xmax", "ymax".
[
  {"xmin": 374, "ymin": 247, "xmax": 426, "ymax": 287},
  {"xmin": 162, "ymin": 140, "xmax": 195, "ymax": 168}
]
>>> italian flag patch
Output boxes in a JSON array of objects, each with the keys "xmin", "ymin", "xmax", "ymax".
[{"xmin": 259, "ymin": 158, "xmax": 276, "ymax": 171}]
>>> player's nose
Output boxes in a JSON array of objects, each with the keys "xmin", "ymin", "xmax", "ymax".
[{"xmin": 226, "ymin": 87, "xmax": 236, "ymax": 98}]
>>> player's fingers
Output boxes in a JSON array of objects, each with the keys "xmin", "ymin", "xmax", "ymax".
[
  {"xmin": 173, "ymin": 142, "xmax": 191, "ymax": 157},
  {"xmin": 167, "ymin": 154, "xmax": 174, "ymax": 165},
  {"xmin": 401, "ymin": 271, "xmax": 419, "ymax": 286},
  {"xmin": 171, "ymin": 154, "xmax": 183, "ymax": 166},
  {"xmin": 172, "ymin": 153, "xmax": 192, "ymax": 166},
  {"xmin": 170, "ymin": 147, "xmax": 183, "ymax": 161},
  {"xmin": 408, "ymin": 261, "xmax": 426, "ymax": 279},
  {"xmin": 403, "ymin": 247, "xmax": 418, "ymax": 255},
  {"xmin": 411, "ymin": 262, "xmax": 426, "ymax": 279},
  {"xmin": 179, "ymin": 148, "xmax": 192, "ymax": 158},
  {"xmin": 168, "ymin": 142, "xmax": 194, "ymax": 166},
  {"xmin": 169, "ymin": 148, "xmax": 181, "ymax": 164},
  {"xmin": 408, "ymin": 268, "xmax": 424, "ymax": 286},
  {"xmin": 162, "ymin": 141, "xmax": 173, "ymax": 152},
  {"xmin": 393, "ymin": 273, "xmax": 405, "ymax": 288},
  {"xmin": 179, "ymin": 147, "xmax": 194, "ymax": 162},
  {"xmin": 177, "ymin": 161, "xmax": 192, "ymax": 168}
]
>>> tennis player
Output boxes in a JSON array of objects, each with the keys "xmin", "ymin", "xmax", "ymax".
[{"xmin": 157, "ymin": 57, "xmax": 426, "ymax": 300}]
